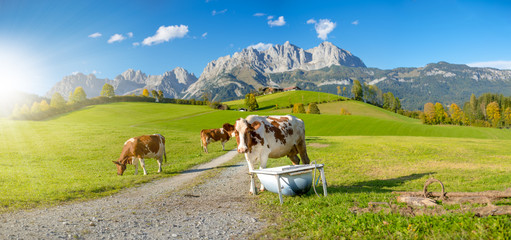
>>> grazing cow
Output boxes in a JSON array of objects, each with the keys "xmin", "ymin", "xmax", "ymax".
[
  {"xmin": 200, "ymin": 123, "xmax": 235, "ymax": 153},
  {"xmin": 233, "ymin": 115, "xmax": 310, "ymax": 194},
  {"xmin": 113, "ymin": 134, "xmax": 167, "ymax": 176}
]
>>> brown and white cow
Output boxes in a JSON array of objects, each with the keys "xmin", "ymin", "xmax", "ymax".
[
  {"xmin": 200, "ymin": 123, "xmax": 235, "ymax": 153},
  {"xmin": 113, "ymin": 134, "xmax": 167, "ymax": 176},
  {"xmin": 232, "ymin": 115, "xmax": 310, "ymax": 194}
]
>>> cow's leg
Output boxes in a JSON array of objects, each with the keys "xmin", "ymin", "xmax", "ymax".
[
  {"xmin": 297, "ymin": 139, "xmax": 310, "ymax": 164},
  {"xmin": 157, "ymin": 157, "xmax": 163, "ymax": 173},
  {"xmin": 245, "ymin": 153, "xmax": 257, "ymax": 195},
  {"xmin": 204, "ymin": 138, "xmax": 209, "ymax": 153},
  {"xmin": 139, "ymin": 158, "xmax": 147, "ymax": 175},
  {"xmin": 221, "ymin": 141, "xmax": 226, "ymax": 150},
  {"xmin": 133, "ymin": 157, "xmax": 139, "ymax": 175}
]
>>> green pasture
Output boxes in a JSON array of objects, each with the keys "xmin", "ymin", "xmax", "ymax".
[
  {"xmin": 259, "ymin": 136, "xmax": 511, "ymax": 239},
  {"xmin": 225, "ymin": 90, "xmax": 343, "ymax": 110},
  {"xmin": 2, "ymin": 99, "xmax": 511, "ymax": 238}
]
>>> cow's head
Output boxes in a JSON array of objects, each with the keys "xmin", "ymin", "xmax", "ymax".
[
  {"xmin": 234, "ymin": 118, "xmax": 261, "ymax": 153},
  {"xmin": 112, "ymin": 161, "xmax": 127, "ymax": 176},
  {"xmin": 222, "ymin": 123, "xmax": 236, "ymax": 137}
]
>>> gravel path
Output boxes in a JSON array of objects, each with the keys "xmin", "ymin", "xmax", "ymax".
[{"xmin": 0, "ymin": 150, "xmax": 266, "ymax": 239}]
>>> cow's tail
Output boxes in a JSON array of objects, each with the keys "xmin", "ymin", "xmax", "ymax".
[
  {"xmin": 161, "ymin": 134, "xmax": 167, "ymax": 163},
  {"xmin": 164, "ymin": 151, "xmax": 167, "ymax": 163}
]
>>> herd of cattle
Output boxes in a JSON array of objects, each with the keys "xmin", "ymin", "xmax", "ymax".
[{"xmin": 113, "ymin": 115, "xmax": 310, "ymax": 193}]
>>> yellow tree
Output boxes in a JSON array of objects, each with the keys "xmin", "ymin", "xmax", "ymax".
[
  {"xmin": 449, "ymin": 103, "xmax": 464, "ymax": 125},
  {"xmin": 50, "ymin": 92, "xmax": 66, "ymax": 108},
  {"xmin": 292, "ymin": 103, "xmax": 305, "ymax": 113},
  {"xmin": 40, "ymin": 100, "xmax": 50, "ymax": 112},
  {"xmin": 486, "ymin": 101, "xmax": 501, "ymax": 128},
  {"xmin": 142, "ymin": 89, "xmax": 150, "ymax": 97},
  {"xmin": 434, "ymin": 102, "xmax": 446, "ymax": 124},
  {"xmin": 423, "ymin": 102, "xmax": 436, "ymax": 124},
  {"xmin": 31, "ymin": 101, "xmax": 41, "ymax": 114}
]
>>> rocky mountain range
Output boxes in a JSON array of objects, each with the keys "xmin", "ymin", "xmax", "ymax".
[
  {"xmin": 46, "ymin": 67, "xmax": 197, "ymax": 99},
  {"xmin": 46, "ymin": 41, "xmax": 511, "ymax": 110}
]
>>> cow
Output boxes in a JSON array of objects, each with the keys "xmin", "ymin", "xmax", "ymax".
[
  {"xmin": 200, "ymin": 123, "xmax": 235, "ymax": 153},
  {"xmin": 113, "ymin": 134, "xmax": 167, "ymax": 176},
  {"xmin": 232, "ymin": 115, "xmax": 310, "ymax": 194}
]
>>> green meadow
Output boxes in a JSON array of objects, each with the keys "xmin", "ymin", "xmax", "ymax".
[{"xmin": 1, "ymin": 91, "xmax": 511, "ymax": 238}]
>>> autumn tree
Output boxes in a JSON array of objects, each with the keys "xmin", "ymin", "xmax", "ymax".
[
  {"xmin": 449, "ymin": 103, "xmax": 464, "ymax": 125},
  {"xmin": 340, "ymin": 108, "xmax": 351, "ymax": 115},
  {"xmin": 244, "ymin": 93, "xmax": 259, "ymax": 111},
  {"xmin": 142, "ymin": 89, "xmax": 150, "ymax": 97},
  {"xmin": 50, "ymin": 93, "xmax": 66, "ymax": 108},
  {"xmin": 351, "ymin": 80, "xmax": 363, "ymax": 101},
  {"xmin": 342, "ymin": 87, "xmax": 347, "ymax": 97},
  {"xmin": 486, "ymin": 101, "xmax": 501, "ymax": 128},
  {"xmin": 39, "ymin": 100, "xmax": 50, "ymax": 112},
  {"xmin": 157, "ymin": 90, "xmax": 164, "ymax": 102},
  {"xmin": 31, "ymin": 101, "xmax": 41, "ymax": 114},
  {"xmin": 307, "ymin": 103, "xmax": 320, "ymax": 114},
  {"xmin": 69, "ymin": 87, "xmax": 87, "ymax": 104},
  {"xmin": 434, "ymin": 102, "xmax": 447, "ymax": 124},
  {"xmin": 100, "ymin": 83, "xmax": 115, "ymax": 97},
  {"xmin": 337, "ymin": 86, "xmax": 342, "ymax": 96},
  {"xmin": 423, "ymin": 102, "xmax": 436, "ymax": 124},
  {"xmin": 292, "ymin": 103, "xmax": 305, "ymax": 113}
]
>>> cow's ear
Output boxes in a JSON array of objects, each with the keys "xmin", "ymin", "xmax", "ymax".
[{"xmin": 251, "ymin": 121, "xmax": 261, "ymax": 130}]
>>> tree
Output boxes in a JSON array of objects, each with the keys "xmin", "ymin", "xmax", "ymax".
[
  {"xmin": 503, "ymin": 107, "xmax": 511, "ymax": 127},
  {"xmin": 365, "ymin": 85, "xmax": 377, "ymax": 105},
  {"xmin": 351, "ymin": 79, "xmax": 363, "ymax": 101},
  {"xmin": 307, "ymin": 103, "xmax": 320, "ymax": 114},
  {"xmin": 434, "ymin": 102, "xmax": 447, "ymax": 124},
  {"xmin": 100, "ymin": 83, "xmax": 115, "ymax": 97},
  {"xmin": 336, "ymin": 86, "xmax": 342, "ymax": 96},
  {"xmin": 31, "ymin": 101, "xmax": 41, "ymax": 114},
  {"xmin": 342, "ymin": 87, "xmax": 347, "ymax": 97},
  {"xmin": 339, "ymin": 108, "xmax": 351, "ymax": 115},
  {"xmin": 449, "ymin": 103, "xmax": 464, "ymax": 125},
  {"xmin": 244, "ymin": 93, "xmax": 259, "ymax": 111},
  {"xmin": 142, "ymin": 89, "xmax": 150, "ymax": 97},
  {"xmin": 158, "ymin": 90, "xmax": 164, "ymax": 102},
  {"xmin": 486, "ymin": 101, "xmax": 501, "ymax": 128},
  {"xmin": 423, "ymin": 102, "xmax": 436, "ymax": 124},
  {"xmin": 292, "ymin": 103, "xmax": 306, "ymax": 113},
  {"xmin": 50, "ymin": 93, "xmax": 66, "ymax": 108},
  {"xmin": 69, "ymin": 87, "xmax": 87, "ymax": 104},
  {"xmin": 392, "ymin": 97, "xmax": 401, "ymax": 113},
  {"xmin": 39, "ymin": 100, "xmax": 50, "ymax": 112}
]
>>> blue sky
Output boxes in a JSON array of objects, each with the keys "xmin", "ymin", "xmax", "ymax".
[{"xmin": 1, "ymin": 0, "xmax": 510, "ymax": 96}]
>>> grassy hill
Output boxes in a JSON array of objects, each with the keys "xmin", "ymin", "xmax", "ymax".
[{"xmin": 224, "ymin": 90, "xmax": 343, "ymax": 110}]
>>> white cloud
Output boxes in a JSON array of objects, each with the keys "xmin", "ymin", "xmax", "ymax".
[
  {"xmin": 202, "ymin": 32, "xmax": 208, "ymax": 38},
  {"xmin": 267, "ymin": 15, "xmax": 274, "ymax": 20},
  {"xmin": 72, "ymin": 71, "xmax": 80, "ymax": 75},
  {"xmin": 467, "ymin": 61, "xmax": 511, "ymax": 70},
  {"xmin": 88, "ymin": 32, "xmax": 102, "ymax": 38},
  {"xmin": 108, "ymin": 34, "xmax": 126, "ymax": 43},
  {"xmin": 133, "ymin": 42, "xmax": 140, "ymax": 47},
  {"xmin": 248, "ymin": 42, "xmax": 273, "ymax": 51},
  {"xmin": 127, "ymin": 32, "xmax": 133, "ymax": 38},
  {"xmin": 306, "ymin": 19, "xmax": 316, "ymax": 24},
  {"xmin": 268, "ymin": 16, "xmax": 286, "ymax": 27},
  {"xmin": 308, "ymin": 18, "xmax": 336, "ymax": 40},
  {"xmin": 212, "ymin": 9, "xmax": 227, "ymax": 16},
  {"xmin": 253, "ymin": 13, "xmax": 265, "ymax": 17},
  {"xmin": 352, "ymin": 20, "xmax": 359, "ymax": 25},
  {"xmin": 142, "ymin": 25, "xmax": 189, "ymax": 46}
]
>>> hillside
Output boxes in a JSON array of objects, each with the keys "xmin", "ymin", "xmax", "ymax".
[{"xmin": 225, "ymin": 90, "xmax": 343, "ymax": 110}]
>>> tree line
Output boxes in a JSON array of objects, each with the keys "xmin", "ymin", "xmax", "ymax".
[
  {"xmin": 420, "ymin": 93, "xmax": 511, "ymax": 128},
  {"xmin": 11, "ymin": 84, "xmax": 210, "ymax": 121}
]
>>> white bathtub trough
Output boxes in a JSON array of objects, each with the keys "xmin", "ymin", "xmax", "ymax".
[{"xmin": 250, "ymin": 164, "xmax": 327, "ymax": 204}]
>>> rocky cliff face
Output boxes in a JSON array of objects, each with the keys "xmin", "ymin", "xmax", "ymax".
[
  {"xmin": 184, "ymin": 41, "xmax": 365, "ymax": 100},
  {"xmin": 46, "ymin": 68, "xmax": 197, "ymax": 99}
]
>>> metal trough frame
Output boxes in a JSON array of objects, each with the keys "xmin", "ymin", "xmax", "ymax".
[{"xmin": 250, "ymin": 164, "xmax": 327, "ymax": 204}]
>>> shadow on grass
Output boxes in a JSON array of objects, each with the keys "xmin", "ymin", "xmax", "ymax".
[
  {"xmin": 326, "ymin": 172, "xmax": 436, "ymax": 194},
  {"xmin": 257, "ymin": 105, "xmax": 277, "ymax": 111}
]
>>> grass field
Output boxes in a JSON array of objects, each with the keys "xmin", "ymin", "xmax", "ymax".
[
  {"xmin": 225, "ymin": 90, "xmax": 343, "ymax": 110},
  {"xmin": 2, "ymin": 97, "xmax": 511, "ymax": 238},
  {"xmin": 258, "ymin": 136, "xmax": 511, "ymax": 239}
]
